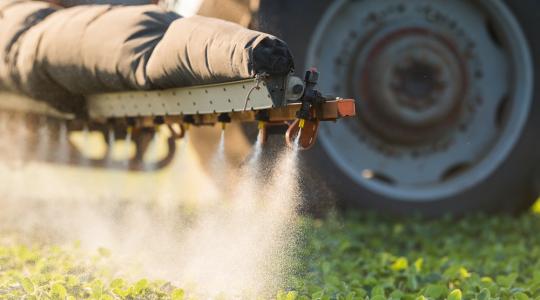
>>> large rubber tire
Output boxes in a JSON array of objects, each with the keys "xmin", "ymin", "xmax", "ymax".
[{"xmin": 256, "ymin": 0, "xmax": 540, "ymax": 216}]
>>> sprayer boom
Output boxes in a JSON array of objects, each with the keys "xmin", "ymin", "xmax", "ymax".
[
  {"xmin": 0, "ymin": 71, "xmax": 355, "ymax": 171},
  {"xmin": 83, "ymin": 70, "xmax": 356, "ymax": 150}
]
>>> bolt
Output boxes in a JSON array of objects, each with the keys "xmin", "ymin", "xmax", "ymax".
[{"xmin": 292, "ymin": 84, "xmax": 304, "ymax": 94}]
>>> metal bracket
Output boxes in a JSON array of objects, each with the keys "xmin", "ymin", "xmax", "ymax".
[{"xmin": 86, "ymin": 75, "xmax": 305, "ymax": 120}]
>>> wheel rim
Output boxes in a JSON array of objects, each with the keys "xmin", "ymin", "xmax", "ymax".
[{"xmin": 306, "ymin": 0, "xmax": 534, "ymax": 202}]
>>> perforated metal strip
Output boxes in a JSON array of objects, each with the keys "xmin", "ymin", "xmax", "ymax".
[{"xmin": 86, "ymin": 78, "xmax": 276, "ymax": 119}]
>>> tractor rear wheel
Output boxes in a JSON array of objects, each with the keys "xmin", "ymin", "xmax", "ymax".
[{"xmin": 254, "ymin": 0, "xmax": 540, "ymax": 216}]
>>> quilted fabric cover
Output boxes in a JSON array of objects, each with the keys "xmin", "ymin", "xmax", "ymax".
[{"xmin": 0, "ymin": 0, "xmax": 293, "ymax": 113}]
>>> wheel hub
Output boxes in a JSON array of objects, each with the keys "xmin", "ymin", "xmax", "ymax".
[{"xmin": 357, "ymin": 27, "xmax": 467, "ymax": 143}]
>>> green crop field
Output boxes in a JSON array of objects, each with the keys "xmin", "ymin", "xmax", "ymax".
[{"xmin": 1, "ymin": 201, "xmax": 539, "ymax": 300}]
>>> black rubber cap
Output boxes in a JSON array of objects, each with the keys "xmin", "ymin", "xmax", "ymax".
[{"xmin": 253, "ymin": 37, "xmax": 294, "ymax": 75}]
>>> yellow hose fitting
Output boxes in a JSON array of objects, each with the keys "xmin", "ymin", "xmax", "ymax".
[
  {"xmin": 221, "ymin": 122, "xmax": 227, "ymax": 130},
  {"xmin": 258, "ymin": 121, "xmax": 266, "ymax": 130},
  {"xmin": 127, "ymin": 126, "xmax": 133, "ymax": 135},
  {"xmin": 185, "ymin": 123, "xmax": 190, "ymax": 131},
  {"xmin": 299, "ymin": 119, "xmax": 306, "ymax": 129}
]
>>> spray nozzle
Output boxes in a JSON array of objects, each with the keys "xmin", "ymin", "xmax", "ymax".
[
  {"xmin": 183, "ymin": 115, "xmax": 195, "ymax": 131},
  {"xmin": 295, "ymin": 68, "xmax": 324, "ymax": 128},
  {"xmin": 218, "ymin": 113, "xmax": 231, "ymax": 123},
  {"xmin": 218, "ymin": 113, "xmax": 231, "ymax": 131},
  {"xmin": 255, "ymin": 110, "xmax": 269, "ymax": 141},
  {"xmin": 298, "ymin": 119, "xmax": 306, "ymax": 129},
  {"xmin": 288, "ymin": 68, "xmax": 324, "ymax": 149},
  {"xmin": 126, "ymin": 117, "xmax": 136, "ymax": 127}
]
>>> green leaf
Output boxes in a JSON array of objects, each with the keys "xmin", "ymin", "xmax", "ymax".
[
  {"xmin": 344, "ymin": 292, "xmax": 357, "ymax": 300},
  {"xmin": 391, "ymin": 257, "xmax": 409, "ymax": 271},
  {"xmin": 286, "ymin": 291, "xmax": 298, "ymax": 300},
  {"xmin": 109, "ymin": 278, "xmax": 125, "ymax": 289},
  {"xmin": 134, "ymin": 279, "xmax": 149, "ymax": 295},
  {"xmin": 311, "ymin": 290, "xmax": 325, "ymax": 300},
  {"xmin": 65, "ymin": 275, "xmax": 79, "ymax": 287},
  {"xmin": 448, "ymin": 289, "xmax": 462, "ymax": 300},
  {"xmin": 20, "ymin": 277, "xmax": 34, "ymax": 294},
  {"xmin": 478, "ymin": 288, "xmax": 491, "ymax": 300},
  {"xmin": 515, "ymin": 292, "xmax": 530, "ymax": 300},
  {"xmin": 459, "ymin": 267, "xmax": 471, "ymax": 279},
  {"xmin": 414, "ymin": 258, "xmax": 424, "ymax": 272},
  {"xmin": 407, "ymin": 275, "xmax": 419, "ymax": 291},
  {"xmin": 372, "ymin": 285, "xmax": 385, "ymax": 297},
  {"xmin": 91, "ymin": 279, "xmax": 104, "ymax": 298},
  {"xmin": 389, "ymin": 290, "xmax": 404, "ymax": 300},
  {"xmin": 424, "ymin": 285, "xmax": 448, "ymax": 299},
  {"xmin": 51, "ymin": 282, "xmax": 67, "ymax": 299},
  {"xmin": 481, "ymin": 277, "xmax": 494, "ymax": 284},
  {"xmin": 497, "ymin": 274, "xmax": 518, "ymax": 287},
  {"xmin": 171, "ymin": 288, "xmax": 185, "ymax": 300},
  {"xmin": 112, "ymin": 287, "xmax": 130, "ymax": 298}
]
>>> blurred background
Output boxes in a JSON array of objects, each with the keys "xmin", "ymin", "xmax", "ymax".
[{"xmin": 179, "ymin": 0, "xmax": 540, "ymax": 216}]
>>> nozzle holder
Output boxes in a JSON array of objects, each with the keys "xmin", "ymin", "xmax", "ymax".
[
  {"xmin": 217, "ymin": 113, "xmax": 231, "ymax": 123},
  {"xmin": 126, "ymin": 117, "xmax": 136, "ymax": 127},
  {"xmin": 255, "ymin": 110, "xmax": 270, "ymax": 122},
  {"xmin": 183, "ymin": 115, "xmax": 195, "ymax": 124},
  {"xmin": 296, "ymin": 68, "xmax": 324, "ymax": 121},
  {"xmin": 296, "ymin": 108, "xmax": 311, "ymax": 121},
  {"xmin": 153, "ymin": 116, "xmax": 165, "ymax": 125}
]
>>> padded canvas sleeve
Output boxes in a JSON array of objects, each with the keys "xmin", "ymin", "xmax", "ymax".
[{"xmin": 0, "ymin": 0, "xmax": 293, "ymax": 113}]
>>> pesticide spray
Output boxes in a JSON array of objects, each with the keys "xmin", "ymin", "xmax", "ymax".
[
  {"xmin": 57, "ymin": 122, "xmax": 69, "ymax": 164},
  {"xmin": 123, "ymin": 127, "xmax": 133, "ymax": 169},
  {"xmin": 170, "ymin": 124, "xmax": 303, "ymax": 297},
  {"xmin": 0, "ymin": 118, "xmax": 304, "ymax": 299},
  {"xmin": 209, "ymin": 128, "xmax": 230, "ymax": 190}
]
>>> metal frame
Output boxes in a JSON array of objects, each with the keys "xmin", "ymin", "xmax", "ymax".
[{"xmin": 87, "ymin": 77, "xmax": 285, "ymax": 120}]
